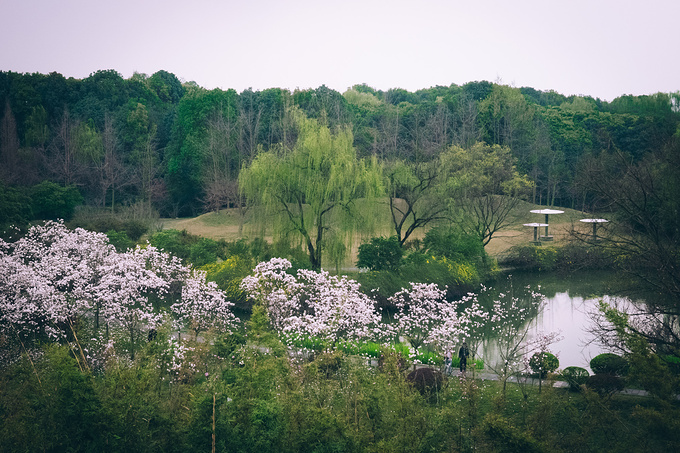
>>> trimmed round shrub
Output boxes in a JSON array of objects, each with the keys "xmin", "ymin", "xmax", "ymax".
[
  {"xmin": 406, "ymin": 367, "xmax": 445, "ymax": 395},
  {"xmin": 590, "ymin": 353, "xmax": 629, "ymax": 376},
  {"xmin": 529, "ymin": 352, "xmax": 559, "ymax": 378},
  {"xmin": 561, "ymin": 366, "xmax": 589, "ymax": 391},
  {"xmin": 586, "ymin": 373, "xmax": 624, "ymax": 396}
]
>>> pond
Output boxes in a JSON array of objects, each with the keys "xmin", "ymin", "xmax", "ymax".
[{"xmin": 478, "ymin": 270, "xmax": 637, "ymax": 373}]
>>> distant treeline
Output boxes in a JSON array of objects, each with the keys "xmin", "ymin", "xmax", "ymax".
[{"xmin": 1, "ymin": 69, "xmax": 679, "ymax": 217}]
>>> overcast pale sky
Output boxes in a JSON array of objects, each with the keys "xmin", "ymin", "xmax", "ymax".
[{"xmin": 1, "ymin": 0, "xmax": 678, "ymax": 101}]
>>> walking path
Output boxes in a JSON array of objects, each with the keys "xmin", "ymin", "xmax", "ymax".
[{"xmin": 439, "ymin": 367, "xmax": 654, "ymax": 398}]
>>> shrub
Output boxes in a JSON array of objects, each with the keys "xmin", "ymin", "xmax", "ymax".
[
  {"xmin": 188, "ymin": 237, "xmax": 220, "ymax": 267},
  {"xmin": 423, "ymin": 226, "xmax": 486, "ymax": 263},
  {"xmin": 148, "ymin": 229, "xmax": 191, "ymax": 261},
  {"xmin": 30, "ymin": 180, "xmax": 83, "ymax": 221},
  {"xmin": 586, "ymin": 373, "xmax": 624, "ymax": 396},
  {"xmin": 201, "ymin": 256, "xmax": 253, "ymax": 309},
  {"xmin": 406, "ymin": 367, "xmax": 445, "ymax": 395},
  {"xmin": 561, "ymin": 366, "xmax": 590, "ymax": 391},
  {"xmin": 480, "ymin": 413, "xmax": 545, "ymax": 453},
  {"xmin": 0, "ymin": 183, "xmax": 31, "ymax": 230},
  {"xmin": 308, "ymin": 350, "xmax": 345, "ymax": 378},
  {"xmin": 357, "ymin": 236, "xmax": 404, "ymax": 271},
  {"xmin": 590, "ymin": 353, "xmax": 629, "ymax": 376},
  {"xmin": 529, "ymin": 352, "xmax": 559, "ymax": 378},
  {"xmin": 106, "ymin": 230, "xmax": 135, "ymax": 252},
  {"xmin": 501, "ymin": 245, "xmax": 558, "ymax": 271}
]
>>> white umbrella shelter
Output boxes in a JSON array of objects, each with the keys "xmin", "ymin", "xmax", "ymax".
[{"xmin": 530, "ymin": 209, "xmax": 564, "ymax": 241}]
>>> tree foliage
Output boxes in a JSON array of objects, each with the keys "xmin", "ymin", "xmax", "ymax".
[{"xmin": 240, "ymin": 111, "xmax": 383, "ymax": 270}]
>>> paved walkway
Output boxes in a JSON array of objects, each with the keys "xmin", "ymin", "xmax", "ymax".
[{"xmin": 439, "ymin": 367, "xmax": 654, "ymax": 398}]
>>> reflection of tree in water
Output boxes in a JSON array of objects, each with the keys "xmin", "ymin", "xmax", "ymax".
[{"xmin": 473, "ymin": 276, "xmax": 547, "ymax": 392}]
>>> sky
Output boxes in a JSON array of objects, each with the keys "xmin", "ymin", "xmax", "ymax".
[{"xmin": 1, "ymin": 0, "xmax": 678, "ymax": 101}]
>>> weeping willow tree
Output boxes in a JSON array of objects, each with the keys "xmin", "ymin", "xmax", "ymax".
[{"xmin": 239, "ymin": 111, "xmax": 383, "ymax": 270}]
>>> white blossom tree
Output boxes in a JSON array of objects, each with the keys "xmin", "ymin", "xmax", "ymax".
[
  {"xmin": 0, "ymin": 221, "xmax": 239, "ymax": 361},
  {"xmin": 172, "ymin": 270, "xmax": 239, "ymax": 340},
  {"xmin": 389, "ymin": 283, "xmax": 489, "ymax": 367},
  {"xmin": 480, "ymin": 278, "xmax": 548, "ymax": 394},
  {"xmin": 241, "ymin": 258, "xmax": 382, "ymax": 346}
]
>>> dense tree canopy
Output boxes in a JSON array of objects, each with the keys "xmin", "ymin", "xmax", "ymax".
[{"xmin": 1, "ymin": 69, "xmax": 678, "ymax": 219}]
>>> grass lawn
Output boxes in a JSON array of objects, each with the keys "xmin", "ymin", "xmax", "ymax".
[{"xmin": 158, "ymin": 198, "xmax": 605, "ymax": 267}]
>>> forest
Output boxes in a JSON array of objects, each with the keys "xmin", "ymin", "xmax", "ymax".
[
  {"xmin": 1, "ymin": 69, "xmax": 679, "ymax": 221},
  {"xmin": 2, "ymin": 70, "xmax": 680, "ymax": 452}
]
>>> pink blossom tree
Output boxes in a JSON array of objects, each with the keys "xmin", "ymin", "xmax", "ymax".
[
  {"xmin": 241, "ymin": 258, "xmax": 382, "ymax": 346},
  {"xmin": 172, "ymin": 270, "xmax": 239, "ymax": 340},
  {"xmin": 0, "ymin": 221, "xmax": 240, "ymax": 361}
]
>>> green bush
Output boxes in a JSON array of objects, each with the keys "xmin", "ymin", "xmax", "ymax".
[
  {"xmin": 148, "ymin": 229, "xmax": 192, "ymax": 261},
  {"xmin": 586, "ymin": 373, "xmax": 625, "ymax": 395},
  {"xmin": 69, "ymin": 212, "xmax": 149, "ymax": 241},
  {"xmin": 480, "ymin": 413, "xmax": 545, "ymax": 453},
  {"xmin": 0, "ymin": 183, "xmax": 31, "ymax": 230},
  {"xmin": 105, "ymin": 230, "xmax": 135, "ymax": 252},
  {"xmin": 423, "ymin": 226, "xmax": 486, "ymax": 263},
  {"xmin": 529, "ymin": 352, "xmax": 559, "ymax": 378},
  {"xmin": 554, "ymin": 242, "xmax": 614, "ymax": 271},
  {"xmin": 590, "ymin": 353, "xmax": 629, "ymax": 376},
  {"xmin": 189, "ymin": 237, "xmax": 220, "ymax": 267},
  {"xmin": 561, "ymin": 366, "xmax": 590, "ymax": 391},
  {"xmin": 30, "ymin": 180, "xmax": 83, "ymax": 221},
  {"xmin": 501, "ymin": 244, "xmax": 557, "ymax": 271},
  {"xmin": 406, "ymin": 367, "xmax": 445, "ymax": 396},
  {"xmin": 201, "ymin": 256, "xmax": 253, "ymax": 308},
  {"xmin": 357, "ymin": 236, "xmax": 404, "ymax": 271}
]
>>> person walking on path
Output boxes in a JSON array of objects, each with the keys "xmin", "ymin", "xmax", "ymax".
[{"xmin": 458, "ymin": 341, "xmax": 470, "ymax": 372}]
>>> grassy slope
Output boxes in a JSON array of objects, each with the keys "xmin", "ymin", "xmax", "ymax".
[{"xmin": 159, "ymin": 198, "xmax": 595, "ymax": 266}]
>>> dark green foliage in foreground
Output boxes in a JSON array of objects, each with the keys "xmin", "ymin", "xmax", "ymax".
[
  {"xmin": 3, "ymin": 323, "xmax": 680, "ymax": 453},
  {"xmin": 586, "ymin": 373, "xmax": 625, "ymax": 396},
  {"xmin": 561, "ymin": 366, "xmax": 590, "ymax": 391}
]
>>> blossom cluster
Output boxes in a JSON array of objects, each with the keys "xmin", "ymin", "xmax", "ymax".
[
  {"xmin": 0, "ymin": 221, "xmax": 239, "ymax": 347},
  {"xmin": 389, "ymin": 283, "xmax": 488, "ymax": 358},
  {"xmin": 241, "ymin": 258, "xmax": 382, "ymax": 343}
]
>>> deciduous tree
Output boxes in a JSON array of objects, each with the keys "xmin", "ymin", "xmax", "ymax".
[{"xmin": 239, "ymin": 111, "xmax": 383, "ymax": 270}]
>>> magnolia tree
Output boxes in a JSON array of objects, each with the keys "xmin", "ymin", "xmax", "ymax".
[
  {"xmin": 431, "ymin": 291, "xmax": 489, "ymax": 362},
  {"xmin": 1, "ymin": 221, "xmax": 114, "ymax": 339},
  {"xmin": 479, "ymin": 278, "xmax": 551, "ymax": 394},
  {"xmin": 172, "ymin": 270, "xmax": 239, "ymax": 340},
  {"xmin": 389, "ymin": 283, "xmax": 489, "ymax": 365},
  {"xmin": 241, "ymin": 258, "xmax": 382, "ymax": 345},
  {"xmin": 0, "ymin": 221, "xmax": 239, "ymax": 360}
]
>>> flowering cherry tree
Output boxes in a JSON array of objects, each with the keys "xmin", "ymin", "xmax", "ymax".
[
  {"xmin": 0, "ymin": 221, "xmax": 239, "ymax": 361},
  {"xmin": 172, "ymin": 270, "xmax": 239, "ymax": 340},
  {"xmin": 241, "ymin": 258, "xmax": 382, "ymax": 345},
  {"xmin": 480, "ymin": 277, "xmax": 549, "ymax": 393}
]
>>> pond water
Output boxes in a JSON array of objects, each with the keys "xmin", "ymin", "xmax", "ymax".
[{"xmin": 478, "ymin": 270, "xmax": 636, "ymax": 373}]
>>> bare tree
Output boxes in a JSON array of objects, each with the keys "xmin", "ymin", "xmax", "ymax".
[
  {"xmin": 386, "ymin": 159, "xmax": 450, "ymax": 246},
  {"xmin": 97, "ymin": 113, "xmax": 129, "ymax": 212}
]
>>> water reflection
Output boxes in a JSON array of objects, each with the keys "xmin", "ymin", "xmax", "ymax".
[{"xmin": 478, "ymin": 271, "xmax": 633, "ymax": 373}]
